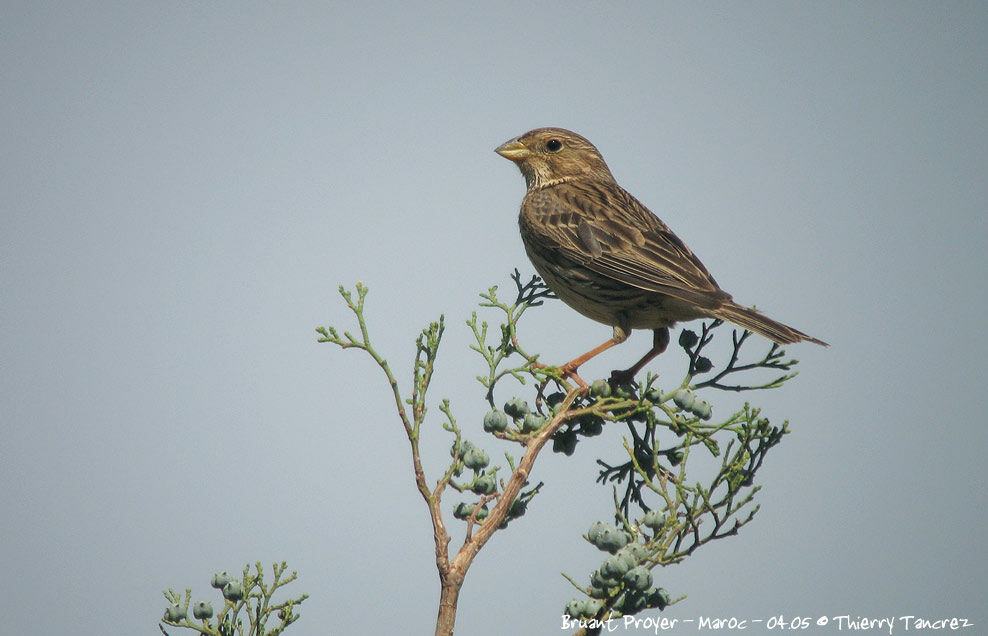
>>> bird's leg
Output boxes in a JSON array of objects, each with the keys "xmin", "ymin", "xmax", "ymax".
[
  {"xmin": 556, "ymin": 339, "xmax": 618, "ymax": 388},
  {"xmin": 609, "ymin": 327, "xmax": 670, "ymax": 385},
  {"xmin": 556, "ymin": 325, "xmax": 631, "ymax": 387}
]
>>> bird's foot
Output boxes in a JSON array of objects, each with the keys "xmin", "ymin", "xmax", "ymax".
[
  {"xmin": 528, "ymin": 360, "xmax": 590, "ymax": 389},
  {"xmin": 531, "ymin": 360, "xmax": 588, "ymax": 389},
  {"xmin": 558, "ymin": 362, "xmax": 589, "ymax": 389},
  {"xmin": 608, "ymin": 368, "xmax": 637, "ymax": 386},
  {"xmin": 606, "ymin": 329, "xmax": 671, "ymax": 387}
]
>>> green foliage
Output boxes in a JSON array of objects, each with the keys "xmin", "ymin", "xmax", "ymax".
[
  {"xmin": 316, "ymin": 271, "xmax": 806, "ymax": 635},
  {"xmin": 160, "ymin": 562, "xmax": 307, "ymax": 636}
]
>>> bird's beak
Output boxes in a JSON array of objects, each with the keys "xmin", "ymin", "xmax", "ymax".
[{"xmin": 495, "ymin": 138, "xmax": 531, "ymax": 161}]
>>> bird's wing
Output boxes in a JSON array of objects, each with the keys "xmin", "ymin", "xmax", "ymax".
[{"xmin": 525, "ymin": 182, "xmax": 729, "ymax": 309}]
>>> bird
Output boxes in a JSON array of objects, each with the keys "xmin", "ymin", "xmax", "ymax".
[{"xmin": 495, "ymin": 127, "xmax": 827, "ymax": 385}]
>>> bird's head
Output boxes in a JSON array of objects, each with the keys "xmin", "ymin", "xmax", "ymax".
[{"xmin": 495, "ymin": 127, "xmax": 614, "ymax": 190}]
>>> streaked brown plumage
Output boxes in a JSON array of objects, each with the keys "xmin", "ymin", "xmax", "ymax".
[{"xmin": 495, "ymin": 127, "xmax": 827, "ymax": 384}]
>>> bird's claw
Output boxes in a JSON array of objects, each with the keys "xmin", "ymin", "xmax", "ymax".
[{"xmin": 608, "ymin": 369, "xmax": 637, "ymax": 386}]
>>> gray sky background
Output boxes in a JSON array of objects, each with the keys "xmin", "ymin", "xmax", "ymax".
[{"xmin": 2, "ymin": 3, "xmax": 986, "ymax": 635}]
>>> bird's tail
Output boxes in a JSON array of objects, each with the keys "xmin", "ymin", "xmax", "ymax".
[{"xmin": 712, "ymin": 301, "xmax": 828, "ymax": 346}]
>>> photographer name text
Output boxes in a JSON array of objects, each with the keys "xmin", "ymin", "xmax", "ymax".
[{"xmin": 561, "ymin": 614, "xmax": 975, "ymax": 634}]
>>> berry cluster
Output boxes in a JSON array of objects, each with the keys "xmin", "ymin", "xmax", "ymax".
[{"xmin": 564, "ymin": 520, "xmax": 671, "ymax": 619}]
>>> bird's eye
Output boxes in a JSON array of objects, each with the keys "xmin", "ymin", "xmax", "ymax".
[{"xmin": 545, "ymin": 139, "xmax": 563, "ymax": 152}]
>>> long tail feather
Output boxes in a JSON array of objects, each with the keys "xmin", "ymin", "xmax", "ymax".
[{"xmin": 712, "ymin": 302, "xmax": 828, "ymax": 346}]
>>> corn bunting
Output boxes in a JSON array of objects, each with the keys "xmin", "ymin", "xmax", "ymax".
[{"xmin": 496, "ymin": 127, "xmax": 826, "ymax": 384}]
